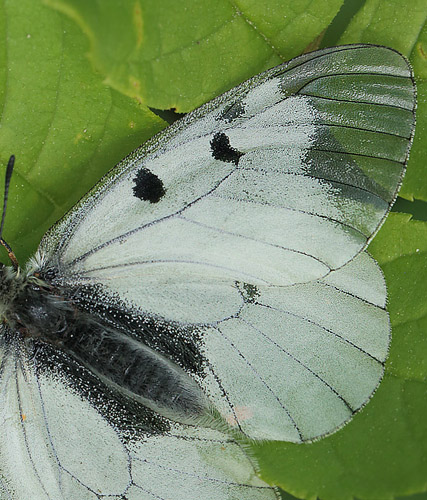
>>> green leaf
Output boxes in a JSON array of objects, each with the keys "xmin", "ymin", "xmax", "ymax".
[
  {"xmin": 338, "ymin": 0, "xmax": 426, "ymax": 55},
  {"xmin": 338, "ymin": 0, "xmax": 427, "ymax": 203},
  {"xmin": 403, "ymin": 31, "xmax": 427, "ymax": 202},
  {"xmin": 398, "ymin": 494, "xmax": 427, "ymax": 500},
  {"xmin": 0, "ymin": 0, "xmax": 165, "ymax": 263},
  {"xmin": 43, "ymin": 0, "xmax": 344, "ymax": 111},
  {"xmin": 369, "ymin": 214, "xmax": 427, "ymax": 382}
]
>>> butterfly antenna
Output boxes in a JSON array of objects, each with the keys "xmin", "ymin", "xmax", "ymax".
[{"xmin": 0, "ymin": 155, "xmax": 19, "ymax": 269}]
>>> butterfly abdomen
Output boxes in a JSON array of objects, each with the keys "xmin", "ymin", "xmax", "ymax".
[
  {"xmin": 2, "ymin": 264, "xmax": 212, "ymax": 424},
  {"xmin": 59, "ymin": 311, "xmax": 212, "ymax": 423}
]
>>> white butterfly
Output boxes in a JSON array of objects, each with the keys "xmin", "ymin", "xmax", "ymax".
[{"xmin": 0, "ymin": 44, "xmax": 416, "ymax": 499}]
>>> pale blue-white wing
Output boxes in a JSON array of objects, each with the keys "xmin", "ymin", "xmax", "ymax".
[
  {"xmin": 0, "ymin": 331, "xmax": 278, "ymax": 500},
  {"xmin": 41, "ymin": 44, "xmax": 415, "ymax": 296},
  {"xmin": 199, "ymin": 251, "xmax": 389, "ymax": 441},
  {"xmin": 36, "ymin": 44, "xmax": 415, "ymax": 441},
  {"xmin": 31, "ymin": 254, "xmax": 389, "ymax": 444},
  {"xmin": 68, "ymin": 251, "xmax": 386, "ymax": 442}
]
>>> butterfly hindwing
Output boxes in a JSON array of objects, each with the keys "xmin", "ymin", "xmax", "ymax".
[
  {"xmin": 200, "ymin": 251, "xmax": 389, "ymax": 441},
  {"xmin": 0, "ymin": 329, "xmax": 279, "ymax": 499}
]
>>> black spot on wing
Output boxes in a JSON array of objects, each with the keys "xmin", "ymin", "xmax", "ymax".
[
  {"xmin": 210, "ymin": 132, "xmax": 244, "ymax": 165},
  {"xmin": 219, "ymin": 101, "xmax": 246, "ymax": 123},
  {"xmin": 241, "ymin": 283, "xmax": 260, "ymax": 304},
  {"xmin": 133, "ymin": 168, "xmax": 166, "ymax": 203}
]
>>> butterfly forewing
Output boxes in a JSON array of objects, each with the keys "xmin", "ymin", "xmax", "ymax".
[{"xmin": 42, "ymin": 45, "xmax": 414, "ymax": 282}]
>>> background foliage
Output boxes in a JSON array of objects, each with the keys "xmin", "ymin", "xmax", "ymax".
[{"xmin": 0, "ymin": 0, "xmax": 425, "ymax": 499}]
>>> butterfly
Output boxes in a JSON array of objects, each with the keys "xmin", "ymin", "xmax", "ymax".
[{"xmin": 0, "ymin": 44, "xmax": 416, "ymax": 499}]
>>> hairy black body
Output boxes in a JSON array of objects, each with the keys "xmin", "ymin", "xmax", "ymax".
[{"xmin": 0, "ymin": 264, "xmax": 211, "ymax": 425}]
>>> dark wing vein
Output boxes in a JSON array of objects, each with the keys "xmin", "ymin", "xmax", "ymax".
[
  {"xmin": 80, "ymin": 259, "xmax": 271, "ymax": 285},
  {"xmin": 303, "ymin": 92, "xmax": 416, "ymax": 113},
  {"xmin": 204, "ymin": 362, "xmax": 242, "ymax": 433},
  {"xmin": 213, "ymin": 326, "xmax": 304, "ymax": 441},
  {"xmin": 316, "ymin": 279, "xmax": 387, "ymax": 310},
  {"xmin": 238, "ymin": 122, "xmax": 412, "ymax": 141},
  {"xmin": 311, "ymin": 147, "xmax": 406, "ymax": 164},
  {"xmin": 255, "ymin": 303, "xmax": 384, "ymax": 365},
  {"xmin": 211, "ymin": 193, "xmax": 369, "ymax": 240},
  {"xmin": 66, "ymin": 166, "xmax": 239, "ymax": 267},
  {"xmin": 236, "ymin": 316, "xmax": 355, "ymax": 412},
  {"xmin": 234, "ymin": 166, "xmax": 391, "ymax": 205},
  {"xmin": 15, "ymin": 358, "xmax": 52, "ymax": 499},
  {"xmin": 273, "ymin": 45, "xmax": 412, "ymax": 82},
  {"xmin": 177, "ymin": 215, "xmax": 332, "ymax": 270}
]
